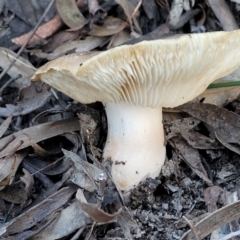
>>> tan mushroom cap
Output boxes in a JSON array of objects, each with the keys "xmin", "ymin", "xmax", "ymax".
[{"xmin": 32, "ymin": 30, "xmax": 240, "ymax": 108}]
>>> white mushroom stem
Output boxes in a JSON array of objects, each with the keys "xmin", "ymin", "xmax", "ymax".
[{"xmin": 103, "ymin": 102, "xmax": 166, "ymax": 191}]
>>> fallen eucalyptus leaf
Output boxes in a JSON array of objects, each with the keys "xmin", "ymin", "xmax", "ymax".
[
  {"xmin": 76, "ymin": 189, "xmax": 122, "ymax": 223},
  {"xmin": 89, "ymin": 17, "xmax": 127, "ymax": 36},
  {"xmin": 177, "ymin": 103, "xmax": 240, "ymax": 152},
  {"xmin": 56, "ymin": 0, "xmax": 88, "ymax": 29},
  {"xmin": 0, "ymin": 150, "xmax": 27, "ymax": 188},
  {"xmin": 32, "ymin": 199, "xmax": 91, "ymax": 239},
  {"xmin": 0, "ymin": 81, "xmax": 51, "ymax": 117},
  {"xmin": 0, "ymin": 186, "xmax": 77, "ymax": 236},
  {"xmin": 0, "ymin": 118, "xmax": 80, "ymax": 158},
  {"xmin": 164, "ymin": 117, "xmax": 201, "ymax": 140},
  {"xmin": 0, "ymin": 115, "xmax": 12, "ymax": 138},
  {"xmin": 63, "ymin": 149, "xmax": 107, "ymax": 192}
]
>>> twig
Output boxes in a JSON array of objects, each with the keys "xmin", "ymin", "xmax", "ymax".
[
  {"xmin": 130, "ymin": 0, "xmax": 142, "ymax": 20},
  {"xmin": 0, "ymin": 0, "xmax": 55, "ymax": 81}
]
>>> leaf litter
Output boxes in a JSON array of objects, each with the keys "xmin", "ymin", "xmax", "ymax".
[{"xmin": 1, "ymin": 0, "xmax": 240, "ymax": 239}]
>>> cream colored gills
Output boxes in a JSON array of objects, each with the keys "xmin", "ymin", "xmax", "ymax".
[{"xmin": 32, "ymin": 30, "xmax": 240, "ymax": 191}]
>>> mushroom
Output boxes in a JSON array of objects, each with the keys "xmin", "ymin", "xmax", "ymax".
[{"xmin": 32, "ymin": 30, "xmax": 240, "ymax": 191}]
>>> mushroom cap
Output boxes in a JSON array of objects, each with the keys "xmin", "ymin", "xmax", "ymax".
[{"xmin": 32, "ymin": 30, "xmax": 240, "ymax": 108}]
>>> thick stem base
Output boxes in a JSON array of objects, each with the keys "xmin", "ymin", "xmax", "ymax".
[{"xmin": 103, "ymin": 103, "xmax": 165, "ymax": 191}]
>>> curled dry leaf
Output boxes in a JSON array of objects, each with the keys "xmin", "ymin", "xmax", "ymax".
[
  {"xmin": 76, "ymin": 189, "xmax": 122, "ymax": 223},
  {"xmin": 56, "ymin": 0, "xmax": 88, "ymax": 29},
  {"xmin": 20, "ymin": 168, "xmax": 34, "ymax": 199},
  {"xmin": 89, "ymin": 17, "xmax": 127, "ymax": 36},
  {"xmin": 0, "ymin": 118, "xmax": 80, "ymax": 158},
  {"xmin": 0, "ymin": 168, "xmax": 34, "ymax": 205},
  {"xmin": 88, "ymin": 0, "xmax": 107, "ymax": 18},
  {"xmin": 30, "ymin": 141, "xmax": 53, "ymax": 157},
  {"xmin": 0, "ymin": 151, "xmax": 27, "ymax": 189},
  {"xmin": 11, "ymin": 15, "xmax": 63, "ymax": 46}
]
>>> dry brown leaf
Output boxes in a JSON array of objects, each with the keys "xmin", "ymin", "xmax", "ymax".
[
  {"xmin": 63, "ymin": 149, "xmax": 107, "ymax": 192},
  {"xmin": 0, "ymin": 168, "xmax": 34, "ymax": 204},
  {"xmin": 78, "ymin": 113, "xmax": 98, "ymax": 146},
  {"xmin": 0, "ymin": 115, "xmax": 12, "ymax": 139},
  {"xmin": 24, "ymin": 156, "xmax": 71, "ymax": 177},
  {"xmin": 0, "ymin": 151, "xmax": 27, "ymax": 189},
  {"xmin": 42, "ymin": 30, "xmax": 81, "ymax": 53},
  {"xmin": 89, "ymin": 17, "xmax": 127, "ymax": 36},
  {"xmin": 30, "ymin": 141, "xmax": 53, "ymax": 157},
  {"xmin": 56, "ymin": 0, "xmax": 88, "ymax": 29},
  {"xmin": 0, "ymin": 186, "xmax": 77, "ymax": 237},
  {"xmin": 75, "ymin": 36, "xmax": 107, "ymax": 52},
  {"xmin": 20, "ymin": 168, "xmax": 34, "ymax": 198},
  {"xmin": 11, "ymin": 15, "xmax": 63, "ymax": 46},
  {"xmin": 177, "ymin": 103, "xmax": 240, "ymax": 152},
  {"xmin": 35, "ymin": 36, "xmax": 106, "ymax": 60},
  {"xmin": 76, "ymin": 189, "xmax": 122, "ymax": 223},
  {"xmin": 171, "ymin": 136, "xmax": 213, "ymax": 186},
  {"xmin": 4, "ymin": 214, "xmax": 59, "ymax": 240},
  {"xmin": 181, "ymin": 130, "xmax": 221, "ymax": 150},
  {"xmin": 88, "ymin": 0, "xmax": 107, "ymax": 18},
  {"xmin": 117, "ymin": 207, "xmax": 138, "ymax": 240},
  {"xmin": 181, "ymin": 199, "xmax": 240, "ymax": 240},
  {"xmin": 178, "ymin": 103, "xmax": 240, "ymax": 155},
  {"xmin": 111, "ymin": 30, "xmax": 131, "ymax": 47},
  {"xmin": 0, "ymin": 47, "xmax": 35, "ymax": 87},
  {"xmin": 164, "ymin": 117, "xmax": 201, "ymax": 140},
  {"xmin": 169, "ymin": 0, "xmax": 184, "ymax": 28},
  {"xmin": 192, "ymin": 86, "xmax": 240, "ymax": 107},
  {"xmin": 0, "ymin": 118, "xmax": 80, "ymax": 158},
  {"xmin": 32, "ymin": 199, "xmax": 91, "ymax": 239},
  {"xmin": 115, "ymin": 0, "xmax": 141, "ymax": 33},
  {"xmin": 208, "ymin": 0, "xmax": 238, "ymax": 31},
  {"xmin": 0, "ymin": 81, "xmax": 51, "ymax": 117}
]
